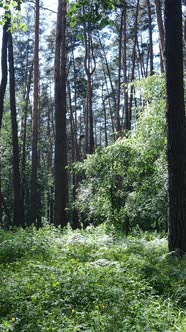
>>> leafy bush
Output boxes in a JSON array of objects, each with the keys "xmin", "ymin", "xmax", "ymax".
[{"xmin": 73, "ymin": 75, "xmax": 167, "ymax": 232}]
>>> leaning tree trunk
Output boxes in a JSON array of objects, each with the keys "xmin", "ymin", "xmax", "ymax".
[
  {"xmin": 54, "ymin": 0, "xmax": 67, "ymax": 227},
  {"xmin": 165, "ymin": 0, "xmax": 186, "ymax": 253}
]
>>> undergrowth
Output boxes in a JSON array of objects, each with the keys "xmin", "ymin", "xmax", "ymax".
[{"xmin": 0, "ymin": 225, "xmax": 186, "ymax": 331}]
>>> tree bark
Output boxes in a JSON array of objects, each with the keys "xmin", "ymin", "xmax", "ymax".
[
  {"xmin": 0, "ymin": 19, "xmax": 8, "ymax": 130},
  {"xmin": 147, "ymin": 0, "xmax": 154, "ymax": 75},
  {"xmin": 123, "ymin": 2, "xmax": 129, "ymax": 130},
  {"xmin": 21, "ymin": 62, "xmax": 33, "ymax": 222},
  {"xmin": 155, "ymin": 0, "xmax": 165, "ymax": 73},
  {"xmin": 8, "ymin": 30, "xmax": 24, "ymax": 227},
  {"xmin": 129, "ymin": 0, "xmax": 140, "ymax": 130},
  {"xmin": 83, "ymin": 4, "xmax": 95, "ymax": 154},
  {"xmin": 54, "ymin": 0, "xmax": 67, "ymax": 227},
  {"xmin": 30, "ymin": 0, "xmax": 41, "ymax": 227},
  {"xmin": 165, "ymin": 0, "xmax": 186, "ymax": 252}
]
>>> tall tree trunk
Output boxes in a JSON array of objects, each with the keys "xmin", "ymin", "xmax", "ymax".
[
  {"xmin": 123, "ymin": 1, "xmax": 129, "ymax": 130},
  {"xmin": 8, "ymin": 30, "xmax": 24, "ymax": 227},
  {"xmin": 0, "ymin": 19, "xmax": 8, "ymax": 130},
  {"xmin": 54, "ymin": 0, "xmax": 67, "ymax": 227},
  {"xmin": 30, "ymin": 0, "xmax": 40, "ymax": 227},
  {"xmin": 21, "ymin": 63, "xmax": 33, "ymax": 222},
  {"xmin": 0, "ymin": 14, "xmax": 8, "ymax": 225},
  {"xmin": 101, "ymin": 85, "xmax": 108, "ymax": 147},
  {"xmin": 116, "ymin": 10, "xmax": 123, "ymax": 134},
  {"xmin": 129, "ymin": 0, "xmax": 140, "ymax": 130},
  {"xmin": 99, "ymin": 34, "xmax": 117, "ymax": 136},
  {"xmin": 165, "ymin": 0, "xmax": 186, "ymax": 252},
  {"xmin": 147, "ymin": 0, "xmax": 154, "ymax": 75},
  {"xmin": 155, "ymin": 0, "xmax": 165, "ymax": 73},
  {"xmin": 83, "ymin": 4, "xmax": 96, "ymax": 154}
]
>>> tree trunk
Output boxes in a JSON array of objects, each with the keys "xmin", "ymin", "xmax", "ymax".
[
  {"xmin": 165, "ymin": 0, "xmax": 186, "ymax": 253},
  {"xmin": 147, "ymin": 0, "xmax": 154, "ymax": 75},
  {"xmin": 155, "ymin": 0, "xmax": 165, "ymax": 73},
  {"xmin": 123, "ymin": 2, "xmax": 129, "ymax": 130},
  {"xmin": 116, "ymin": 10, "xmax": 123, "ymax": 134},
  {"xmin": 21, "ymin": 62, "xmax": 33, "ymax": 222},
  {"xmin": 54, "ymin": 0, "xmax": 67, "ymax": 227},
  {"xmin": 8, "ymin": 30, "xmax": 24, "ymax": 227},
  {"xmin": 0, "ymin": 19, "xmax": 8, "ymax": 130},
  {"xmin": 30, "ymin": 0, "xmax": 41, "ymax": 227},
  {"xmin": 83, "ymin": 4, "xmax": 96, "ymax": 154},
  {"xmin": 129, "ymin": 0, "xmax": 140, "ymax": 130},
  {"xmin": 99, "ymin": 34, "xmax": 117, "ymax": 137}
]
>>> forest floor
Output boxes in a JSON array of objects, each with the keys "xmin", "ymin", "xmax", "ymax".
[{"xmin": 0, "ymin": 225, "xmax": 186, "ymax": 332}]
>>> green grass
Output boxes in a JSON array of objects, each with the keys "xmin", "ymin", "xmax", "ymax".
[{"xmin": 0, "ymin": 225, "xmax": 186, "ymax": 331}]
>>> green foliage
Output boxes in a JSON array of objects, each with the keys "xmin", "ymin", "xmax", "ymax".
[
  {"xmin": 73, "ymin": 75, "xmax": 167, "ymax": 232},
  {"xmin": 68, "ymin": 0, "xmax": 114, "ymax": 29},
  {"xmin": 0, "ymin": 226, "xmax": 186, "ymax": 331}
]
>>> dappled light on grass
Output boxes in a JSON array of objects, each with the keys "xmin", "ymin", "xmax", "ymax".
[{"xmin": 0, "ymin": 225, "xmax": 186, "ymax": 331}]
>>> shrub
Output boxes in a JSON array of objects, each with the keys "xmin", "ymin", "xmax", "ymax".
[{"xmin": 73, "ymin": 75, "xmax": 167, "ymax": 232}]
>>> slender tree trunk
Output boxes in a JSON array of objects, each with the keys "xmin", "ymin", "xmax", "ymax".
[
  {"xmin": 116, "ymin": 10, "xmax": 123, "ymax": 134},
  {"xmin": 101, "ymin": 85, "xmax": 108, "ymax": 147},
  {"xmin": 165, "ymin": 0, "xmax": 186, "ymax": 253},
  {"xmin": 147, "ymin": 0, "xmax": 154, "ymax": 75},
  {"xmin": 30, "ymin": 0, "xmax": 40, "ymax": 227},
  {"xmin": 83, "ymin": 4, "xmax": 96, "ymax": 154},
  {"xmin": 0, "ymin": 16, "xmax": 8, "ymax": 222},
  {"xmin": 129, "ymin": 0, "xmax": 140, "ymax": 130},
  {"xmin": 99, "ymin": 34, "xmax": 117, "ymax": 136},
  {"xmin": 123, "ymin": 2, "xmax": 129, "ymax": 130},
  {"xmin": 8, "ymin": 30, "xmax": 24, "ymax": 227},
  {"xmin": 0, "ymin": 19, "xmax": 8, "ymax": 130},
  {"xmin": 72, "ymin": 50, "xmax": 80, "ymax": 161},
  {"xmin": 21, "ymin": 63, "xmax": 33, "ymax": 221},
  {"xmin": 155, "ymin": 0, "xmax": 165, "ymax": 73},
  {"xmin": 54, "ymin": 0, "xmax": 67, "ymax": 227}
]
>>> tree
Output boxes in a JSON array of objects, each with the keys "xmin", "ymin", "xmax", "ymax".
[
  {"xmin": 154, "ymin": 0, "xmax": 165, "ymax": 73},
  {"xmin": 82, "ymin": 3, "xmax": 96, "ymax": 154},
  {"xmin": 30, "ymin": 0, "xmax": 41, "ymax": 227},
  {"xmin": 54, "ymin": 0, "xmax": 67, "ymax": 227},
  {"xmin": 8, "ymin": 17, "xmax": 25, "ymax": 227},
  {"xmin": 165, "ymin": 0, "xmax": 186, "ymax": 252},
  {"xmin": 0, "ymin": 19, "xmax": 8, "ymax": 130}
]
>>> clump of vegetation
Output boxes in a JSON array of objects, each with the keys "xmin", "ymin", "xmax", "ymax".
[
  {"xmin": 73, "ymin": 75, "xmax": 167, "ymax": 232},
  {"xmin": 0, "ymin": 226, "xmax": 186, "ymax": 331}
]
